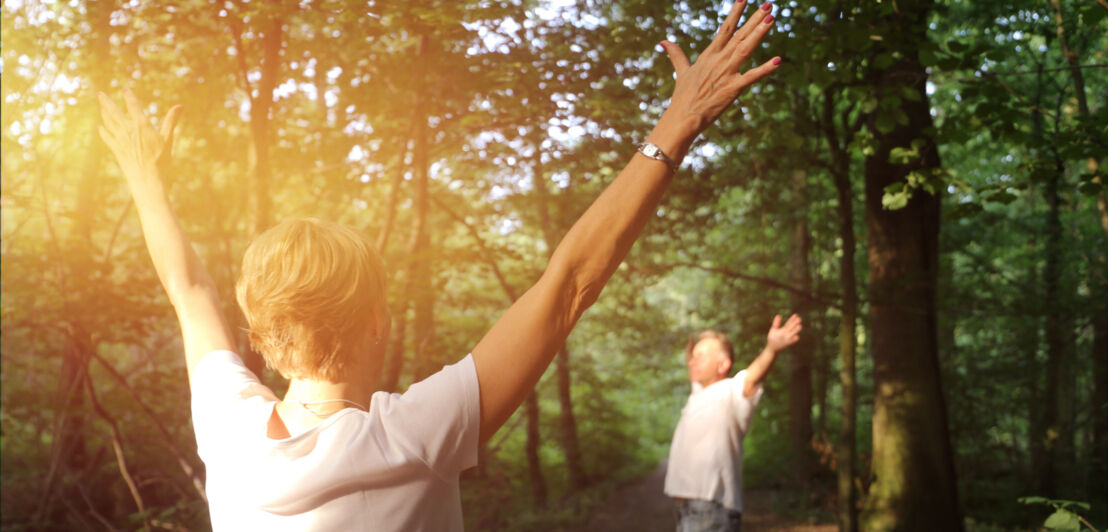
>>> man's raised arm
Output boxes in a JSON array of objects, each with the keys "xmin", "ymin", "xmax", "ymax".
[
  {"xmin": 742, "ymin": 313, "xmax": 802, "ymax": 397},
  {"xmin": 99, "ymin": 89, "xmax": 236, "ymax": 377},
  {"xmin": 472, "ymin": 0, "xmax": 782, "ymax": 443}
]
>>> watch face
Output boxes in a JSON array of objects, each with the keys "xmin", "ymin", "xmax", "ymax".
[{"xmin": 642, "ymin": 144, "xmax": 659, "ymax": 157}]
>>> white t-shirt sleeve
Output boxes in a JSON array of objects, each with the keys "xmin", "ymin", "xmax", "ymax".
[
  {"xmin": 189, "ymin": 350, "xmax": 278, "ymax": 460},
  {"xmin": 730, "ymin": 369, "xmax": 764, "ymax": 435},
  {"xmin": 379, "ymin": 354, "xmax": 481, "ymax": 476}
]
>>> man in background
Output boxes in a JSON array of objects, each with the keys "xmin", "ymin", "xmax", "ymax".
[{"xmin": 664, "ymin": 314, "xmax": 803, "ymax": 532}]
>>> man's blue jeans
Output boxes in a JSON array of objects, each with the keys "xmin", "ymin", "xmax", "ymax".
[{"xmin": 674, "ymin": 498, "xmax": 742, "ymax": 532}]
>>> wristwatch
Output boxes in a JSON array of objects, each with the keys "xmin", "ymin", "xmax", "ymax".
[{"xmin": 636, "ymin": 142, "xmax": 678, "ymax": 173}]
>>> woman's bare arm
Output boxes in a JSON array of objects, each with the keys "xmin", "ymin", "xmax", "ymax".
[
  {"xmin": 99, "ymin": 90, "xmax": 236, "ymax": 377},
  {"xmin": 472, "ymin": 0, "xmax": 781, "ymax": 443}
]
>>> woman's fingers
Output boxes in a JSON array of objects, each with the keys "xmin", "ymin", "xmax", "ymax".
[
  {"xmin": 709, "ymin": 0, "xmax": 748, "ymax": 52},
  {"xmin": 728, "ymin": 11, "xmax": 776, "ymax": 71},
  {"xmin": 731, "ymin": 1, "xmax": 772, "ymax": 47},
  {"xmin": 160, "ymin": 105, "xmax": 183, "ymax": 148},
  {"xmin": 97, "ymin": 92, "xmax": 126, "ymax": 135},
  {"xmin": 732, "ymin": 56, "xmax": 782, "ymax": 91},
  {"xmin": 123, "ymin": 87, "xmax": 145, "ymax": 126},
  {"xmin": 661, "ymin": 41, "xmax": 691, "ymax": 75},
  {"xmin": 98, "ymin": 125, "xmax": 119, "ymax": 154}
]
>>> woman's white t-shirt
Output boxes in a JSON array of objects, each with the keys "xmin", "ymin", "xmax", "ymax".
[{"xmin": 189, "ymin": 351, "xmax": 480, "ymax": 531}]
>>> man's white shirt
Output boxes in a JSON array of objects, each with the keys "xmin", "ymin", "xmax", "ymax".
[{"xmin": 663, "ymin": 369, "xmax": 763, "ymax": 512}]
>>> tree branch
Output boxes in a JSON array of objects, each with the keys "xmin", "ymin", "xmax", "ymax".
[
  {"xmin": 89, "ymin": 350, "xmax": 208, "ymax": 502},
  {"xmin": 634, "ymin": 262, "xmax": 842, "ymax": 310},
  {"xmin": 431, "ymin": 195, "xmax": 521, "ymax": 303},
  {"xmin": 83, "ymin": 372, "xmax": 150, "ymax": 530}
]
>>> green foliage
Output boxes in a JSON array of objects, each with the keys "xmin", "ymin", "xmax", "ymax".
[{"xmin": 1019, "ymin": 497, "xmax": 1098, "ymax": 532}]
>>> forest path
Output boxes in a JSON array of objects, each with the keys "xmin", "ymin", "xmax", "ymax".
[{"xmin": 568, "ymin": 460, "xmax": 835, "ymax": 532}]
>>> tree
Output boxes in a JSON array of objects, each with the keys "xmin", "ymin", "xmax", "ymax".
[{"xmin": 860, "ymin": 1, "xmax": 962, "ymax": 529}]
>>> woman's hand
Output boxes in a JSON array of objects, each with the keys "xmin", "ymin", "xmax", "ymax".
[
  {"xmin": 658, "ymin": 1, "xmax": 780, "ymax": 138},
  {"xmin": 98, "ymin": 88, "xmax": 182, "ymax": 184}
]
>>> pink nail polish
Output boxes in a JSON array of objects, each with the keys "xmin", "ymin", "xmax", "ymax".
[
  {"xmin": 772, "ymin": 57, "xmax": 782, "ymax": 65},
  {"xmin": 760, "ymin": 1, "xmax": 771, "ymax": 11},
  {"xmin": 764, "ymin": 14, "xmax": 775, "ymax": 24}
]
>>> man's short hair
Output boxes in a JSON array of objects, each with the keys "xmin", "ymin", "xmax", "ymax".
[
  {"xmin": 235, "ymin": 218, "xmax": 387, "ymax": 381},
  {"xmin": 686, "ymin": 329, "xmax": 734, "ymax": 365}
]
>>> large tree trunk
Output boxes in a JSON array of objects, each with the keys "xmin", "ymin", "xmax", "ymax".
[
  {"xmin": 787, "ymin": 169, "xmax": 814, "ymax": 488},
  {"xmin": 861, "ymin": 3, "xmax": 961, "ymax": 529}
]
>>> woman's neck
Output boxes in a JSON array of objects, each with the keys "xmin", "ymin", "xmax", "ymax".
[{"xmin": 284, "ymin": 377, "xmax": 374, "ymax": 415}]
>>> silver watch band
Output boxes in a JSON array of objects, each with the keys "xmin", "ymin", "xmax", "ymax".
[{"xmin": 636, "ymin": 142, "xmax": 678, "ymax": 173}]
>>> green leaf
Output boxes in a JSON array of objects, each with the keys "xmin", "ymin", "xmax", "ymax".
[
  {"xmin": 987, "ymin": 190, "xmax": 1017, "ymax": 205},
  {"xmin": 875, "ymin": 113, "xmax": 896, "ymax": 134},
  {"xmin": 1014, "ymin": 496, "xmax": 1050, "ymax": 505},
  {"xmin": 945, "ymin": 201, "xmax": 983, "ymax": 220},
  {"xmin": 919, "ymin": 47, "xmax": 938, "ymax": 67},
  {"xmin": 1042, "ymin": 509, "xmax": 1080, "ymax": 531},
  {"xmin": 901, "ymin": 86, "xmax": 922, "ymax": 102},
  {"xmin": 937, "ymin": 56, "xmax": 960, "ymax": 71},
  {"xmin": 882, "ymin": 183, "xmax": 910, "ymax": 210}
]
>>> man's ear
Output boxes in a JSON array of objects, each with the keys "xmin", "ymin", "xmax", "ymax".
[{"xmin": 717, "ymin": 356, "xmax": 732, "ymax": 377}]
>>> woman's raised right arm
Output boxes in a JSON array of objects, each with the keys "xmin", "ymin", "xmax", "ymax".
[{"xmin": 471, "ymin": 1, "xmax": 782, "ymax": 443}]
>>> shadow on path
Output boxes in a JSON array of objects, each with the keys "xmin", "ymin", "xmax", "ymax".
[{"xmin": 567, "ymin": 460, "xmax": 835, "ymax": 532}]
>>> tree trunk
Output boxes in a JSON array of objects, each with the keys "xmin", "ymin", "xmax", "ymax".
[
  {"xmin": 1041, "ymin": 152, "xmax": 1077, "ymax": 498},
  {"xmin": 534, "ymin": 155, "xmax": 587, "ymax": 490},
  {"xmin": 1048, "ymin": 0, "xmax": 1107, "ymax": 244},
  {"xmin": 824, "ymin": 85, "xmax": 859, "ymax": 532},
  {"xmin": 861, "ymin": 3, "xmax": 961, "ymax": 529},
  {"xmin": 555, "ymin": 347, "xmax": 587, "ymax": 490},
  {"xmin": 37, "ymin": 2, "xmax": 114, "ymax": 520},
  {"xmin": 525, "ymin": 391, "xmax": 548, "ymax": 507},
  {"xmin": 1047, "ymin": 0, "xmax": 1107, "ymax": 500},
  {"xmin": 380, "ymin": 301, "xmax": 407, "ymax": 393},
  {"xmin": 832, "ymin": 155, "xmax": 858, "ymax": 532},
  {"xmin": 408, "ymin": 34, "xmax": 437, "ymax": 383},
  {"xmin": 787, "ymin": 169, "xmax": 814, "ymax": 488},
  {"xmin": 246, "ymin": 9, "xmax": 282, "ymax": 237},
  {"xmin": 1091, "ymin": 312, "xmax": 1108, "ymax": 503}
]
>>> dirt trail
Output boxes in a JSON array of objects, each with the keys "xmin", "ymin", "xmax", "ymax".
[{"xmin": 568, "ymin": 460, "xmax": 835, "ymax": 532}]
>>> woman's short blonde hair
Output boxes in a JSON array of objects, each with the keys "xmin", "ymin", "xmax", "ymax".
[{"xmin": 235, "ymin": 218, "xmax": 387, "ymax": 381}]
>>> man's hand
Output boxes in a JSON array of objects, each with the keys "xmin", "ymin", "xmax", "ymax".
[
  {"xmin": 743, "ymin": 313, "xmax": 801, "ymax": 397},
  {"xmin": 766, "ymin": 313, "xmax": 802, "ymax": 352},
  {"xmin": 98, "ymin": 88, "xmax": 182, "ymax": 183}
]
